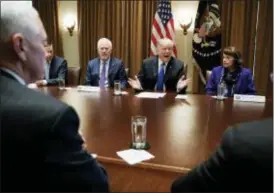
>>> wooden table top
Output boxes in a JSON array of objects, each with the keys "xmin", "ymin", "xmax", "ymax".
[{"xmin": 39, "ymin": 87, "xmax": 273, "ymax": 172}]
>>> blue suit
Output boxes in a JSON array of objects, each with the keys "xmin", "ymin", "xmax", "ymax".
[
  {"xmin": 205, "ymin": 66, "xmax": 256, "ymax": 96},
  {"xmin": 85, "ymin": 57, "xmax": 127, "ymax": 88},
  {"xmin": 46, "ymin": 56, "xmax": 68, "ymax": 85}
]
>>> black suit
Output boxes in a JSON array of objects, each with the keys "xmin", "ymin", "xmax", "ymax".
[
  {"xmin": 137, "ymin": 56, "xmax": 187, "ymax": 93},
  {"xmin": 46, "ymin": 56, "xmax": 68, "ymax": 85},
  {"xmin": 0, "ymin": 70, "xmax": 109, "ymax": 192},
  {"xmin": 171, "ymin": 118, "xmax": 273, "ymax": 192}
]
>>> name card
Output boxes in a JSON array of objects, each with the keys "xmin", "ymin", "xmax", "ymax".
[{"xmin": 233, "ymin": 94, "xmax": 266, "ymax": 103}]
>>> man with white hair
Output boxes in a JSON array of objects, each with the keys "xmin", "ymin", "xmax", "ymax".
[
  {"xmin": 0, "ymin": 4, "xmax": 108, "ymax": 192},
  {"xmin": 85, "ymin": 37, "xmax": 127, "ymax": 88},
  {"xmin": 128, "ymin": 38, "xmax": 190, "ymax": 93}
]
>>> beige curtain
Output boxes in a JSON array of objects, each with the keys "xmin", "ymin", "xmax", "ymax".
[
  {"xmin": 220, "ymin": 0, "xmax": 258, "ymax": 71},
  {"xmin": 253, "ymin": 0, "xmax": 273, "ymax": 96},
  {"xmin": 32, "ymin": 0, "xmax": 64, "ymax": 57},
  {"xmin": 77, "ymin": 0, "xmax": 156, "ymax": 83}
]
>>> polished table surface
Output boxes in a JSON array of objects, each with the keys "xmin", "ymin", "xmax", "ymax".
[{"xmin": 39, "ymin": 87, "xmax": 273, "ymax": 191}]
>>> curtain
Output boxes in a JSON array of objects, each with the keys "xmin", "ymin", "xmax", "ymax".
[
  {"xmin": 32, "ymin": 0, "xmax": 64, "ymax": 57},
  {"xmin": 77, "ymin": 0, "xmax": 156, "ymax": 83},
  {"xmin": 253, "ymin": 0, "xmax": 273, "ymax": 96},
  {"xmin": 220, "ymin": 0, "xmax": 258, "ymax": 71}
]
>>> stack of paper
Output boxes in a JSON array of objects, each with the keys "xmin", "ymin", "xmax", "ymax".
[
  {"xmin": 175, "ymin": 95, "xmax": 188, "ymax": 99},
  {"xmin": 77, "ymin": 86, "xmax": 100, "ymax": 92},
  {"xmin": 117, "ymin": 149, "xmax": 155, "ymax": 165},
  {"xmin": 136, "ymin": 92, "xmax": 166, "ymax": 99}
]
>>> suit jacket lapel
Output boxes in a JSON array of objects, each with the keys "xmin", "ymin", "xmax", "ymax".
[
  {"xmin": 108, "ymin": 58, "xmax": 114, "ymax": 78},
  {"xmin": 96, "ymin": 58, "xmax": 100, "ymax": 75},
  {"xmin": 48, "ymin": 57, "xmax": 55, "ymax": 79},
  {"xmin": 234, "ymin": 68, "xmax": 242, "ymax": 93},
  {"xmin": 164, "ymin": 57, "xmax": 173, "ymax": 82},
  {"xmin": 152, "ymin": 57, "xmax": 158, "ymax": 78}
]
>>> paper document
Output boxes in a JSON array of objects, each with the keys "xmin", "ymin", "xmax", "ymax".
[
  {"xmin": 58, "ymin": 87, "xmax": 72, "ymax": 91},
  {"xmin": 77, "ymin": 86, "xmax": 100, "ymax": 92},
  {"xmin": 121, "ymin": 91, "xmax": 128, "ymax": 95},
  {"xmin": 136, "ymin": 92, "xmax": 166, "ymax": 99},
  {"xmin": 117, "ymin": 149, "xmax": 155, "ymax": 165},
  {"xmin": 212, "ymin": 95, "xmax": 228, "ymax": 99},
  {"xmin": 175, "ymin": 95, "xmax": 188, "ymax": 99}
]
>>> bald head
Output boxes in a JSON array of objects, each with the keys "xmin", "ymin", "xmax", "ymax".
[
  {"xmin": 157, "ymin": 38, "xmax": 174, "ymax": 62},
  {"xmin": 97, "ymin": 38, "xmax": 112, "ymax": 61},
  {"xmin": 0, "ymin": 3, "xmax": 47, "ymax": 83}
]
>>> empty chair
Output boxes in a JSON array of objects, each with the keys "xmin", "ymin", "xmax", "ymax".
[{"xmin": 67, "ymin": 67, "xmax": 81, "ymax": 86}]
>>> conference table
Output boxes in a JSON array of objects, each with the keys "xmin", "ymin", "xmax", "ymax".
[{"xmin": 39, "ymin": 86, "xmax": 273, "ymax": 192}]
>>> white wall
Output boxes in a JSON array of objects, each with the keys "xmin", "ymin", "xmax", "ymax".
[
  {"xmin": 172, "ymin": 1, "xmax": 199, "ymax": 92},
  {"xmin": 58, "ymin": 1, "xmax": 79, "ymax": 67}
]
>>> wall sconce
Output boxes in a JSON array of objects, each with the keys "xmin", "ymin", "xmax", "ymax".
[
  {"xmin": 179, "ymin": 18, "xmax": 192, "ymax": 35},
  {"xmin": 63, "ymin": 15, "xmax": 76, "ymax": 36}
]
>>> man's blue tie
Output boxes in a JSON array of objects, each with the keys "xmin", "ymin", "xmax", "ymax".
[
  {"xmin": 99, "ymin": 62, "xmax": 107, "ymax": 88},
  {"xmin": 156, "ymin": 63, "xmax": 165, "ymax": 91}
]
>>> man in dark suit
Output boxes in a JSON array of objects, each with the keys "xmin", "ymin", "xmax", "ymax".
[
  {"xmin": 0, "ymin": 4, "xmax": 108, "ymax": 192},
  {"xmin": 171, "ymin": 118, "xmax": 273, "ymax": 192},
  {"xmin": 85, "ymin": 37, "xmax": 127, "ymax": 89},
  {"xmin": 128, "ymin": 38, "xmax": 190, "ymax": 94},
  {"xmin": 35, "ymin": 43, "xmax": 68, "ymax": 86}
]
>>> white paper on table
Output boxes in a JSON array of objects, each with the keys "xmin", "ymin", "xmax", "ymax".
[
  {"xmin": 175, "ymin": 95, "xmax": 188, "ymax": 100},
  {"xmin": 59, "ymin": 87, "xmax": 72, "ymax": 91},
  {"xmin": 212, "ymin": 95, "xmax": 228, "ymax": 99},
  {"xmin": 77, "ymin": 85, "xmax": 100, "ymax": 92},
  {"xmin": 116, "ymin": 149, "xmax": 155, "ymax": 165},
  {"xmin": 136, "ymin": 92, "xmax": 166, "ymax": 99},
  {"xmin": 121, "ymin": 91, "xmax": 128, "ymax": 95},
  {"xmin": 91, "ymin": 154, "xmax": 97, "ymax": 158}
]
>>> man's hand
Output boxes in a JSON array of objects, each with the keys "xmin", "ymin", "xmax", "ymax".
[
  {"xmin": 35, "ymin": 80, "xmax": 47, "ymax": 86},
  {"xmin": 128, "ymin": 76, "xmax": 142, "ymax": 90},
  {"xmin": 177, "ymin": 75, "xmax": 191, "ymax": 91}
]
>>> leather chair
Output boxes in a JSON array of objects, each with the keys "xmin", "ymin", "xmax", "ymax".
[
  {"xmin": 67, "ymin": 67, "xmax": 81, "ymax": 86},
  {"xmin": 206, "ymin": 70, "xmax": 212, "ymax": 82}
]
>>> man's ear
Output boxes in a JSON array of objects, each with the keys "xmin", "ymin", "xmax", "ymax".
[{"xmin": 12, "ymin": 33, "xmax": 27, "ymax": 62}]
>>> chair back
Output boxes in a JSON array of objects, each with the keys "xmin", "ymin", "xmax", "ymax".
[{"xmin": 67, "ymin": 67, "xmax": 81, "ymax": 86}]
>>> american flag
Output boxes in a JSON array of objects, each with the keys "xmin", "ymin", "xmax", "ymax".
[{"xmin": 150, "ymin": 0, "xmax": 177, "ymax": 57}]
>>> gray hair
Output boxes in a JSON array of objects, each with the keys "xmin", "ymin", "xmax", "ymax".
[
  {"xmin": 157, "ymin": 38, "xmax": 174, "ymax": 47},
  {"xmin": 97, "ymin": 37, "xmax": 112, "ymax": 49},
  {"xmin": 0, "ymin": 2, "xmax": 41, "ymax": 42}
]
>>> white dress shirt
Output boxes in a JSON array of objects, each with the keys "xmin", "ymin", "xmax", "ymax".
[
  {"xmin": 0, "ymin": 67, "xmax": 26, "ymax": 85},
  {"xmin": 42, "ymin": 60, "xmax": 51, "ymax": 85}
]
